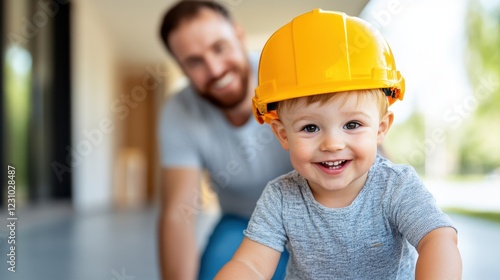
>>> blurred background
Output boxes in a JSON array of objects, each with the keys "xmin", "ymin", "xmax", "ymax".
[{"xmin": 0, "ymin": 0, "xmax": 499, "ymax": 279}]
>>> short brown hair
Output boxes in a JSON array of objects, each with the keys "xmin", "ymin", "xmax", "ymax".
[{"xmin": 159, "ymin": 0, "xmax": 232, "ymax": 54}]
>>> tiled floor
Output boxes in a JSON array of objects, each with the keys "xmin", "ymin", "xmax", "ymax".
[
  {"xmin": 0, "ymin": 202, "xmax": 161, "ymax": 280},
  {"xmin": 1, "ymin": 201, "xmax": 499, "ymax": 280}
]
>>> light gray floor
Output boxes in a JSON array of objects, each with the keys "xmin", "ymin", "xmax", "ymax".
[
  {"xmin": 0, "ymin": 202, "xmax": 499, "ymax": 280},
  {"xmin": 0, "ymin": 202, "xmax": 160, "ymax": 280}
]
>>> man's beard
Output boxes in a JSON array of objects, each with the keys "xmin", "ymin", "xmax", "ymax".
[{"xmin": 199, "ymin": 66, "xmax": 250, "ymax": 110}]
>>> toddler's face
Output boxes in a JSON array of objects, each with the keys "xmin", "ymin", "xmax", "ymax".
[{"xmin": 271, "ymin": 93, "xmax": 392, "ymax": 206}]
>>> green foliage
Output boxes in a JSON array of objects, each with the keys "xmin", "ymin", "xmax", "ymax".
[
  {"xmin": 384, "ymin": 112, "xmax": 426, "ymax": 174},
  {"xmin": 4, "ymin": 46, "xmax": 32, "ymax": 188},
  {"xmin": 445, "ymin": 207, "xmax": 500, "ymax": 224},
  {"xmin": 460, "ymin": 1, "xmax": 500, "ymax": 174}
]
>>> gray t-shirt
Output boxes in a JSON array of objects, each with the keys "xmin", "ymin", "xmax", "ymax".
[
  {"xmin": 158, "ymin": 54, "xmax": 293, "ymax": 218},
  {"xmin": 245, "ymin": 155, "xmax": 455, "ymax": 279}
]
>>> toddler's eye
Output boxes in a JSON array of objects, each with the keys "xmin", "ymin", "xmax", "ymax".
[
  {"xmin": 344, "ymin": 122, "xmax": 361, "ymax": 130},
  {"xmin": 301, "ymin": 124, "xmax": 319, "ymax": 133}
]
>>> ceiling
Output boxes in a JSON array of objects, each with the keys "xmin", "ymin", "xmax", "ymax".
[{"xmin": 87, "ymin": 0, "xmax": 371, "ymax": 65}]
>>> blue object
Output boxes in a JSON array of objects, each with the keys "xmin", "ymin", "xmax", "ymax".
[{"xmin": 198, "ymin": 214, "xmax": 289, "ymax": 279}]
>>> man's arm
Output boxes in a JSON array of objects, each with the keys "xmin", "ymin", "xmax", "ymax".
[
  {"xmin": 158, "ymin": 167, "xmax": 202, "ymax": 280},
  {"xmin": 416, "ymin": 227, "xmax": 462, "ymax": 280},
  {"xmin": 215, "ymin": 237, "xmax": 281, "ymax": 280}
]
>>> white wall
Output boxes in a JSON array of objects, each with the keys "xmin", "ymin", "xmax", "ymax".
[{"xmin": 71, "ymin": 0, "xmax": 118, "ymax": 212}]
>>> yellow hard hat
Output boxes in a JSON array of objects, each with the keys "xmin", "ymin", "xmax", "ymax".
[{"xmin": 253, "ymin": 9, "xmax": 405, "ymax": 124}]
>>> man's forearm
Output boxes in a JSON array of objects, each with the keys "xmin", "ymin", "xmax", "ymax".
[{"xmin": 158, "ymin": 211, "xmax": 199, "ymax": 280}]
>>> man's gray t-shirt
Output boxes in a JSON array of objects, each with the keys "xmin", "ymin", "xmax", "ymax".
[
  {"xmin": 245, "ymin": 155, "xmax": 455, "ymax": 279},
  {"xmin": 158, "ymin": 54, "xmax": 293, "ymax": 218}
]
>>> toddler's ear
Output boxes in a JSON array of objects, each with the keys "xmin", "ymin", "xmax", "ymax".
[
  {"xmin": 377, "ymin": 111, "xmax": 394, "ymax": 145},
  {"xmin": 270, "ymin": 119, "xmax": 289, "ymax": 150}
]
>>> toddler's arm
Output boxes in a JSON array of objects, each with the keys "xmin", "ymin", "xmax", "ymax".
[
  {"xmin": 416, "ymin": 227, "xmax": 462, "ymax": 279},
  {"xmin": 215, "ymin": 237, "xmax": 281, "ymax": 280}
]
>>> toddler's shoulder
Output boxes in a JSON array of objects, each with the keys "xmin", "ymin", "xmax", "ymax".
[
  {"xmin": 266, "ymin": 170, "xmax": 306, "ymax": 196},
  {"xmin": 373, "ymin": 155, "xmax": 419, "ymax": 180}
]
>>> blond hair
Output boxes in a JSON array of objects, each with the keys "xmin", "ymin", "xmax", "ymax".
[{"xmin": 276, "ymin": 89, "xmax": 388, "ymax": 118}]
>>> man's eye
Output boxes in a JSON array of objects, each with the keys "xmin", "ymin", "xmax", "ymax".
[
  {"xmin": 214, "ymin": 42, "xmax": 227, "ymax": 54},
  {"xmin": 185, "ymin": 59, "xmax": 202, "ymax": 69},
  {"xmin": 344, "ymin": 122, "xmax": 361, "ymax": 130},
  {"xmin": 301, "ymin": 125, "xmax": 319, "ymax": 133}
]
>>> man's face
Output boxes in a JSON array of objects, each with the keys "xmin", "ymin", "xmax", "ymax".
[{"xmin": 168, "ymin": 8, "xmax": 250, "ymax": 109}]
